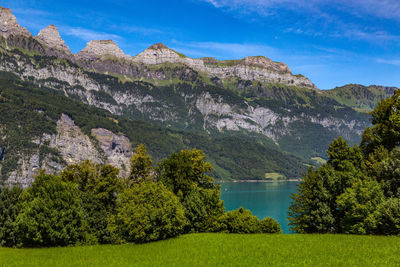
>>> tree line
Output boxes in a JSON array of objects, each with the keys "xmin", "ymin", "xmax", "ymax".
[
  {"xmin": 289, "ymin": 90, "xmax": 400, "ymax": 235},
  {"xmin": 0, "ymin": 145, "xmax": 281, "ymax": 248}
]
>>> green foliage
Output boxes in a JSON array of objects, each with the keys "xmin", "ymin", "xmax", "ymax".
[
  {"xmin": 211, "ymin": 207, "xmax": 281, "ymax": 234},
  {"xmin": 213, "ymin": 208, "xmax": 261, "ymax": 234},
  {"xmin": 370, "ymin": 198, "xmax": 400, "ymax": 235},
  {"xmin": 158, "ymin": 149, "xmax": 215, "ymax": 196},
  {"xmin": 361, "ymin": 90, "xmax": 400, "ymax": 154},
  {"xmin": 260, "ymin": 217, "xmax": 282, "ymax": 233},
  {"xmin": 108, "ymin": 181, "xmax": 187, "ymax": 243},
  {"xmin": 0, "ymin": 186, "xmax": 23, "ymax": 247},
  {"xmin": 157, "ymin": 149, "xmax": 224, "ymax": 232},
  {"xmin": 15, "ymin": 172, "xmax": 87, "ymax": 247},
  {"xmin": 128, "ymin": 144, "xmax": 153, "ymax": 185},
  {"xmin": 289, "ymin": 89, "xmax": 400, "ymax": 235},
  {"xmin": 181, "ymin": 184, "xmax": 225, "ymax": 232},
  {"xmin": 336, "ymin": 179, "xmax": 384, "ymax": 234},
  {"xmin": 61, "ymin": 161, "xmax": 123, "ymax": 243}
]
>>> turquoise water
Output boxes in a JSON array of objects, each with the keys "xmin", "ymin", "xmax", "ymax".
[{"xmin": 219, "ymin": 181, "xmax": 299, "ymax": 233}]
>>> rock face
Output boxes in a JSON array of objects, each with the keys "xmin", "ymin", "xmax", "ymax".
[
  {"xmin": 0, "ymin": 7, "xmax": 30, "ymax": 37},
  {"xmin": 4, "ymin": 114, "xmax": 135, "ymax": 187},
  {"xmin": 0, "ymin": 6, "xmax": 316, "ymax": 90},
  {"xmin": 91, "ymin": 128, "xmax": 132, "ymax": 176},
  {"xmin": 51, "ymin": 114, "xmax": 102, "ymax": 165},
  {"xmin": 132, "ymin": 44, "xmax": 316, "ymax": 89},
  {"xmin": 76, "ymin": 40, "xmax": 130, "ymax": 60},
  {"xmin": 35, "ymin": 25, "xmax": 71, "ymax": 55}
]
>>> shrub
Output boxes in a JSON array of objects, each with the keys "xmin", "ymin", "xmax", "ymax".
[
  {"xmin": 109, "ymin": 181, "xmax": 187, "ymax": 243},
  {"xmin": 214, "ymin": 208, "xmax": 262, "ymax": 234},
  {"xmin": 260, "ymin": 217, "xmax": 282, "ymax": 234},
  {"xmin": 15, "ymin": 172, "xmax": 87, "ymax": 247},
  {"xmin": 0, "ymin": 186, "xmax": 23, "ymax": 247}
]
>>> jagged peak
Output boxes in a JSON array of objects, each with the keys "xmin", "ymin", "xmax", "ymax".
[
  {"xmin": 148, "ymin": 43, "xmax": 168, "ymax": 50},
  {"xmin": 36, "ymin": 25, "xmax": 71, "ymax": 54},
  {"xmin": 77, "ymin": 39, "xmax": 130, "ymax": 60},
  {"xmin": 0, "ymin": 6, "xmax": 31, "ymax": 37}
]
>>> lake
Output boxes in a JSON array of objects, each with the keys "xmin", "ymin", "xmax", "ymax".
[{"xmin": 219, "ymin": 181, "xmax": 299, "ymax": 233}]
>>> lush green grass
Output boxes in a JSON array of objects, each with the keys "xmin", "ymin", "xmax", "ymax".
[{"xmin": 1, "ymin": 233, "xmax": 399, "ymax": 266}]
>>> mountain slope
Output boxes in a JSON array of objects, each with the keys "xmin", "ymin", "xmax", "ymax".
[
  {"xmin": 0, "ymin": 75, "xmax": 308, "ymax": 186},
  {"xmin": 0, "ymin": 6, "xmax": 397, "ymax": 185}
]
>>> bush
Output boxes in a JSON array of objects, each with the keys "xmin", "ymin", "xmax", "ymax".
[
  {"xmin": 260, "ymin": 217, "xmax": 282, "ymax": 234},
  {"xmin": 0, "ymin": 186, "xmax": 23, "ymax": 247},
  {"xmin": 14, "ymin": 172, "xmax": 88, "ymax": 247},
  {"xmin": 214, "ymin": 208, "xmax": 262, "ymax": 234},
  {"xmin": 109, "ymin": 181, "xmax": 187, "ymax": 243}
]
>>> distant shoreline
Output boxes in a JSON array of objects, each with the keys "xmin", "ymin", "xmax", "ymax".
[{"xmin": 218, "ymin": 179, "xmax": 302, "ymax": 183}]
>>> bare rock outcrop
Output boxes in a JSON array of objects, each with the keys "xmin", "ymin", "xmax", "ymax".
[
  {"xmin": 75, "ymin": 40, "xmax": 131, "ymax": 60},
  {"xmin": 35, "ymin": 25, "xmax": 71, "ymax": 56},
  {"xmin": 91, "ymin": 128, "xmax": 132, "ymax": 177},
  {"xmin": 132, "ymin": 43, "xmax": 316, "ymax": 89},
  {"xmin": 50, "ymin": 114, "xmax": 102, "ymax": 165},
  {"xmin": 0, "ymin": 7, "xmax": 31, "ymax": 38}
]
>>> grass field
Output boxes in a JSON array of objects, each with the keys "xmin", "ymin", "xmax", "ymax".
[{"xmin": 1, "ymin": 233, "xmax": 399, "ymax": 266}]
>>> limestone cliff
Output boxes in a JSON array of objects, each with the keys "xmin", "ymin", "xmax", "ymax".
[
  {"xmin": 35, "ymin": 25, "xmax": 71, "ymax": 56},
  {"xmin": 132, "ymin": 43, "xmax": 316, "ymax": 89},
  {"xmin": 0, "ymin": 7, "xmax": 30, "ymax": 38},
  {"xmin": 5, "ymin": 114, "xmax": 132, "ymax": 187},
  {"xmin": 75, "ymin": 40, "xmax": 130, "ymax": 61}
]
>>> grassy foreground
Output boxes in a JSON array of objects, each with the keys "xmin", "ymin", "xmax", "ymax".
[{"xmin": 1, "ymin": 233, "xmax": 399, "ymax": 266}]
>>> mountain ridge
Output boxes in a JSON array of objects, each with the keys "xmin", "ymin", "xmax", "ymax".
[{"xmin": 0, "ymin": 5, "xmax": 398, "ymax": 186}]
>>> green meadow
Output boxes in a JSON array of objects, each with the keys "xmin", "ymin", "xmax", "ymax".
[{"xmin": 1, "ymin": 233, "xmax": 399, "ymax": 267}]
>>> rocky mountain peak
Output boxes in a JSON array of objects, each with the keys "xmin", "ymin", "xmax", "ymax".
[
  {"xmin": 36, "ymin": 25, "xmax": 71, "ymax": 54},
  {"xmin": 132, "ymin": 43, "xmax": 183, "ymax": 64},
  {"xmin": 243, "ymin": 56, "xmax": 290, "ymax": 73},
  {"xmin": 76, "ymin": 40, "xmax": 130, "ymax": 60},
  {"xmin": 0, "ymin": 6, "xmax": 31, "ymax": 37},
  {"xmin": 148, "ymin": 43, "xmax": 168, "ymax": 50}
]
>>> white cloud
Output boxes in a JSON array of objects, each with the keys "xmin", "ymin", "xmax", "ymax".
[
  {"xmin": 170, "ymin": 40, "xmax": 277, "ymax": 59},
  {"xmin": 201, "ymin": 0, "xmax": 400, "ymax": 21},
  {"xmin": 376, "ymin": 58, "xmax": 400, "ymax": 66},
  {"xmin": 62, "ymin": 27, "xmax": 122, "ymax": 42}
]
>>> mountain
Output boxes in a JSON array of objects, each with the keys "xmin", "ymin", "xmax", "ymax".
[{"xmin": 0, "ymin": 6, "xmax": 397, "ymax": 186}]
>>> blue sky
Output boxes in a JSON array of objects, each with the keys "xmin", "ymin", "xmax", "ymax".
[{"xmin": 2, "ymin": 0, "xmax": 400, "ymax": 89}]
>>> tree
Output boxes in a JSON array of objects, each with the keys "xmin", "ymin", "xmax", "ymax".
[
  {"xmin": 127, "ymin": 144, "xmax": 153, "ymax": 185},
  {"xmin": 181, "ymin": 184, "xmax": 225, "ymax": 232},
  {"xmin": 0, "ymin": 186, "xmax": 23, "ymax": 247},
  {"xmin": 15, "ymin": 172, "xmax": 87, "ymax": 247},
  {"xmin": 361, "ymin": 89, "xmax": 400, "ymax": 154},
  {"xmin": 369, "ymin": 198, "xmax": 400, "ymax": 235},
  {"xmin": 157, "ymin": 149, "xmax": 215, "ymax": 197},
  {"xmin": 61, "ymin": 161, "xmax": 122, "ymax": 244},
  {"xmin": 336, "ymin": 178, "xmax": 384, "ymax": 234},
  {"xmin": 108, "ymin": 181, "xmax": 187, "ymax": 243},
  {"xmin": 157, "ymin": 149, "xmax": 224, "ymax": 232}
]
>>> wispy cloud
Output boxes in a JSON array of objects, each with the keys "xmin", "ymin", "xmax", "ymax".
[
  {"xmin": 118, "ymin": 25, "xmax": 164, "ymax": 35},
  {"xmin": 200, "ymin": 0, "xmax": 400, "ymax": 43},
  {"xmin": 376, "ymin": 58, "xmax": 400, "ymax": 66},
  {"xmin": 62, "ymin": 27, "xmax": 122, "ymax": 42},
  {"xmin": 201, "ymin": 0, "xmax": 400, "ymax": 21},
  {"xmin": 170, "ymin": 40, "xmax": 277, "ymax": 59}
]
